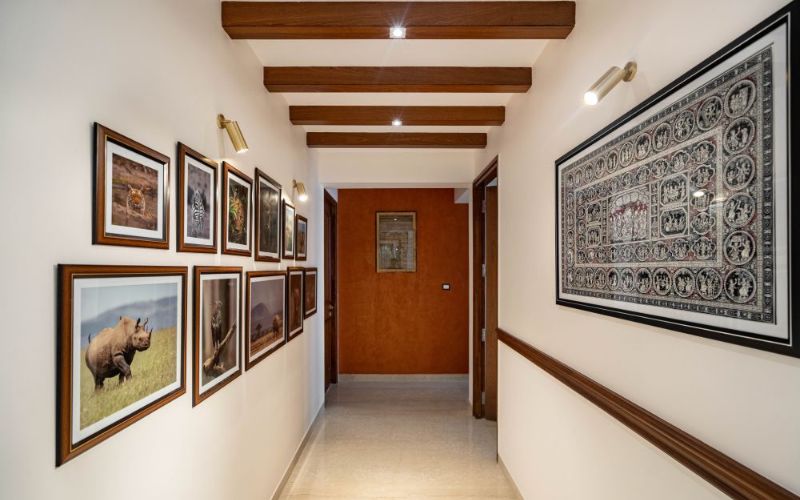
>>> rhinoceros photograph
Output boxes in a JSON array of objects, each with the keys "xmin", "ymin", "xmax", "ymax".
[
  {"xmin": 57, "ymin": 265, "xmax": 186, "ymax": 466},
  {"xmin": 76, "ymin": 279, "xmax": 182, "ymax": 433}
]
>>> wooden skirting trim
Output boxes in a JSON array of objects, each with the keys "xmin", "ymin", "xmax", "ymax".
[{"xmin": 497, "ymin": 328, "xmax": 798, "ymax": 500}]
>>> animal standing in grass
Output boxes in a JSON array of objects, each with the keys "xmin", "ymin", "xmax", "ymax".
[{"xmin": 85, "ymin": 316, "xmax": 153, "ymax": 392}]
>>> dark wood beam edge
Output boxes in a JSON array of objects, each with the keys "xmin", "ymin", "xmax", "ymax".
[
  {"xmin": 290, "ymin": 106, "xmax": 505, "ymax": 126},
  {"xmin": 497, "ymin": 328, "xmax": 798, "ymax": 500},
  {"xmin": 222, "ymin": 1, "xmax": 575, "ymax": 39},
  {"xmin": 307, "ymin": 132, "xmax": 486, "ymax": 148}
]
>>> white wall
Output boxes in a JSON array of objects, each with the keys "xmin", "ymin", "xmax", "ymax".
[
  {"xmin": 477, "ymin": 0, "xmax": 800, "ymax": 497},
  {"xmin": 314, "ymin": 148, "xmax": 476, "ymax": 187},
  {"xmin": 0, "ymin": 1, "xmax": 323, "ymax": 499}
]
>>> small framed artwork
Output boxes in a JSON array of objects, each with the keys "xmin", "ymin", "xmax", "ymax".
[
  {"xmin": 376, "ymin": 212, "xmax": 417, "ymax": 272},
  {"xmin": 221, "ymin": 162, "xmax": 252, "ymax": 256},
  {"xmin": 283, "ymin": 200, "xmax": 296, "ymax": 259},
  {"xmin": 57, "ymin": 265, "xmax": 187, "ymax": 465},
  {"xmin": 93, "ymin": 124, "xmax": 170, "ymax": 249},
  {"xmin": 304, "ymin": 267, "xmax": 317, "ymax": 318},
  {"xmin": 245, "ymin": 271, "xmax": 287, "ymax": 370},
  {"xmin": 555, "ymin": 4, "xmax": 798, "ymax": 357},
  {"xmin": 193, "ymin": 266, "xmax": 242, "ymax": 406},
  {"xmin": 255, "ymin": 169, "xmax": 282, "ymax": 262},
  {"xmin": 296, "ymin": 215, "xmax": 308, "ymax": 261},
  {"xmin": 287, "ymin": 267, "xmax": 305, "ymax": 340},
  {"xmin": 177, "ymin": 143, "xmax": 217, "ymax": 253}
]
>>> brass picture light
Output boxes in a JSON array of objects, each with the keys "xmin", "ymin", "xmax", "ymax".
[
  {"xmin": 217, "ymin": 113, "xmax": 249, "ymax": 153},
  {"xmin": 584, "ymin": 62, "xmax": 637, "ymax": 106}
]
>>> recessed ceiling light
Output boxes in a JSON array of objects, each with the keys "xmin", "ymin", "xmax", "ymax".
[
  {"xmin": 392, "ymin": 118, "xmax": 403, "ymax": 127},
  {"xmin": 389, "ymin": 26, "xmax": 406, "ymax": 39}
]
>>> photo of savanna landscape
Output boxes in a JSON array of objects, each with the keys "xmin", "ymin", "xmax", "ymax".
[
  {"xmin": 111, "ymin": 152, "xmax": 160, "ymax": 231},
  {"xmin": 249, "ymin": 276, "xmax": 284, "ymax": 358},
  {"xmin": 78, "ymin": 282, "xmax": 179, "ymax": 430}
]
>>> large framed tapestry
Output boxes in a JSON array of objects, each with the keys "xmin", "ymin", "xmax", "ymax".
[{"xmin": 556, "ymin": 5, "xmax": 797, "ymax": 358}]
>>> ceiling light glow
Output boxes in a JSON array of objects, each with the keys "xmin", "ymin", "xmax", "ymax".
[
  {"xmin": 392, "ymin": 118, "xmax": 403, "ymax": 127},
  {"xmin": 390, "ymin": 26, "xmax": 406, "ymax": 39}
]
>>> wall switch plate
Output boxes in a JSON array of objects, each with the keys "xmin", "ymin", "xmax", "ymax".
[{"xmin": 442, "ymin": 283, "xmax": 451, "ymax": 290}]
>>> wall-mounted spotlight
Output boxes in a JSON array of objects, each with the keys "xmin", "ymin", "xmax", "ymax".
[
  {"xmin": 392, "ymin": 118, "xmax": 403, "ymax": 127},
  {"xmin": 217, "ymin": 113, "xmax": 249, "ymax": 153},
  {"xmin": 584, "ymin": 62, "xmax": 637, "ymax": 106},
  {"xmin": 389, "ymin": 26, "xmax": 406, "ymax": 39},
  {"xmin": 293, "ymin": 180, "xmax": 308, "ymax": 202}
]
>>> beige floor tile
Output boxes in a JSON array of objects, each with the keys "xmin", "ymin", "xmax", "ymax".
[{"xmin": 278, "ymin": 379, "xmax": 520, "ymax": 500}]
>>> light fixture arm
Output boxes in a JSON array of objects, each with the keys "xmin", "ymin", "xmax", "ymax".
[
  {"xmin": 217, "ymin": 113, "xmax": 249, "ymax": 153},
  {"xmin": 584, "ymin": 61, "xmax": 637, "ymax": 106}
]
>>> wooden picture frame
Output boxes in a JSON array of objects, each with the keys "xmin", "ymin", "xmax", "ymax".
[
  {"xmin": 255, "ymin": 169, "xmax": 282, "ymax": 262},
  {"xmin": 283, "ymin": 200, "xmax": 296, "ymax": 259},
  {"xmin": 296, "ymin": 214, "xmax": 308, "ymax": 261},
  {"xmin": 304, "ymin": 267, "xmax": 318, "ymax": 318},
  {"xmin": 176, "ymin": 143, "xmax": 218, "ymax": 253},
  {"xmin": 245, "ymin": 270, "xmax": 287, "ymax": 370},
  {"xmin": 376, "ymin": 212, "xmax": 417, "ymax": 272},
  {"xmin": 287, "ymin": 267, "xmax": 305, "ymax": 340},
  {"xmin": 555, "ymin": 4, "xmax": 798, "ymax": 358},
  {"xmin": 193, "ymin": 266, "xmax": 242, "ymax": 406},
  {"xmin": 221, "ymin": 162, "xmax": 253, "ymax": 256},
  {"xmin": 93, "ymin": 124, "xmax": 170, "ymax": 249},
  {"xmin": 57, "ymin": 265, "xmax": 187, "ymax": 465}
]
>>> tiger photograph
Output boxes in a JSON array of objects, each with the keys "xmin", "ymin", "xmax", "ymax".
[{"xmin": 111, "ymin": 153, "xmax": 159, "ymax": 231}]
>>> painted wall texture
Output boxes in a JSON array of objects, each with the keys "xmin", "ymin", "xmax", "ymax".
[
  {"xmin": 0, "ymin": 1, "xmax": 323, "ymax": 499},
  {"xmin": 337, "ymin": 189, "xmax": 469, "ymax": 374},
  {"xmin": 475, "ymin": 0, "xmax": 800, "ymax": 498}
]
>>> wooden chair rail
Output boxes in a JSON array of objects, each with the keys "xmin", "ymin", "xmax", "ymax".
[{"xmin": 497, "ymin": 328, "xmax": 798, "ymax": 500}]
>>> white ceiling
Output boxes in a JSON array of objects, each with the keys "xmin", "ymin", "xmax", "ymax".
[{"xmin": 246, "ymin": 38, "xmax": 549, "ymax": 133}]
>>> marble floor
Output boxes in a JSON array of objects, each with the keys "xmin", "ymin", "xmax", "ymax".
[{"xmin": 278, "ymin": 377, "xmax": 521, "ymax": 499}]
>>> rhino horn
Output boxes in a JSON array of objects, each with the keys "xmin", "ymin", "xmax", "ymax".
[{"xmin": 135, "ymin": 317, "xmax": 141, "ymax": 329}]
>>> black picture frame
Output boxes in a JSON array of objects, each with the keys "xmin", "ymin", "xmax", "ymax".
[{"xmin": 554, "ymin": 4, "xmax": 797, "ymax": 358}]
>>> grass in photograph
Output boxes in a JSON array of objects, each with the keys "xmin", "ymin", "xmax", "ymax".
[{"xmin": 79, "ymin": 327, "xmax": 177, "ymax": 429}]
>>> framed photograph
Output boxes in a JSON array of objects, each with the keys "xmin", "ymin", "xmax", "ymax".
[
  {"xmin": 57, "ymin": 265, "xmax": 186, "ymax": 465},
  {"xmin": 177, "ymin": 143, "xmax": 217, "ymax": 253},
  {"xmin": 283, "ymin": 200, "xmax": 296, "ymax": 259},
  {"xmin": 304, "ymin": 267, "xmax": 317, "ymax": 318},
  {"xmin": 221, "ymin": 162, "xmax": 252, "ymax": 256},
  {"xmin": 245, "ymin": 271, "xmax": 286, "ymax": 370},
  {"xmin": 93, "ymin": 124, "xmax": 170, "ymax": 249},
  {"xmin": 555, "ymin": 5, "xmax": 798, "ymax": 357},
  {"xmin": 193, "ymin": 267, "xmax": 242, "ymax": 406},
  {"xmin": 376, "ymin": 212, "xmax": 416, "ymax": 272},
  {"xmin": 255, "ymin": 169, "xmax": 282, "ymax": 262},
  {"xmin": 296, "ymin": 214, "xmax": 308, "ymax": 261},
  {"xmin": 287, "ymin": 267, "xmax": 304, "ymax": 340}
]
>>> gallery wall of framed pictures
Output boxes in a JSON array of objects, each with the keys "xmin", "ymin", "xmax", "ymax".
[{"xmin": 55, "ymin": 123, "xmax": 318, "ymax": 465}]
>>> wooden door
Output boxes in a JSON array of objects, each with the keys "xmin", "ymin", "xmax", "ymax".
[
  {"xmin": 484, "ymin": 185, "xmax": 499, "ymax": 420},
  {"xmin": 324, "ymin": 191, "xmax": 338, "ymax": 390}
]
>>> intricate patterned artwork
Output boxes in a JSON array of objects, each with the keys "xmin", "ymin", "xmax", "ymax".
[{"xmin": 556, "ymin": 9, "xmax": 796, "ymax": 357}]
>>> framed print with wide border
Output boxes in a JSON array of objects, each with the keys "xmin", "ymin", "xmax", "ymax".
[
  {"xmin": 221, "ymin": 162, "xmax": 252, "ymax": 256},
  {"xmin": 296, "ymin": 214, "xmax": 308, "ymax": 261},
  {"xmin": 93, "ymin": 124, "xmax": 170, "ymax": 249},
  {"xmin": 304, "ymin": 267, "xmax": 317, "ymax": 318},
  {"xmin": 193, "ymin": 266, "xmax": 242, "ymax": 406},
  {"xmin": 177, "ymin": 143, "xmax": 218, "ymax": 253},
  {"xmin": 376, "ymin": 212, "xmax": 417, "ymax": 272},
  {"xmin": 287, "ymin": 267, "xmax": 305, "ymax": 340},
  {"xmin": 245, "ymin": 270, "xmax": 287, "ymax": 370},
  {"xmin": 57, "ymin": 265, "xmax": 187, "ymax": 465},
  {"xmin": 555, "ymin": 4, "xmax": 798, "ymax": 358},
  {"xmin": 255, "ymin": 169, "xmax": 282, "ymax": 262},
  {"xmin": 283, "ymin": 200, "xmax": 296, "ymax": 259}
]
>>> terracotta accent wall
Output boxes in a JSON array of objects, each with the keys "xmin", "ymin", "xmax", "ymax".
[{"xmin": 338, "ymin": 188, "xmax": 469, "ymax": 374}]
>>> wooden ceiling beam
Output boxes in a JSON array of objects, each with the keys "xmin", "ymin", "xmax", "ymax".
[
  {"xmin": 264, "ymin": 67, "xmax": 531, "ymax": 93},
  {"xmin": 222, "ymin": 1, "xmax": 576, "ymax": 39},
  {"xmin": 307, "ymin": 132, "xmax": 487, "ymax": 148},
  {"xmin": 290, "ymin": 106, "xmax": 505, "ymax": 126}
]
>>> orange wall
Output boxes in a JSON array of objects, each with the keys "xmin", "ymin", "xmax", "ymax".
[{"xmin": 338, "ymin": 188, "xmax": 469, "ymax": 374}]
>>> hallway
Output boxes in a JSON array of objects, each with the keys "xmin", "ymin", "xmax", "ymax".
[{"xmin": 279, "ymin": 378, "xmax": 520, "ymax": 499}]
